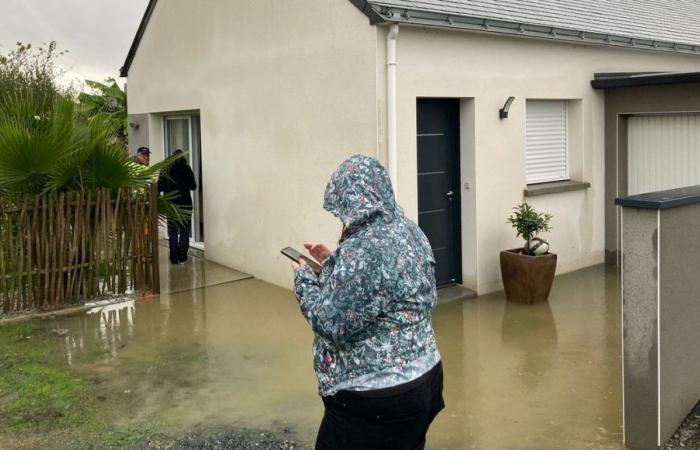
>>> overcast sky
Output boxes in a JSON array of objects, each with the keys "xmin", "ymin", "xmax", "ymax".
[{"xmin": 1, "ymin": 0, "xmax": 148, "ymax": 87}]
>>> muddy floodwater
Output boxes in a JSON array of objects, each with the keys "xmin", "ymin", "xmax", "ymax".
[{"xmin": 0, "ymin": 256, "xmax": 627, "ymax": 449}]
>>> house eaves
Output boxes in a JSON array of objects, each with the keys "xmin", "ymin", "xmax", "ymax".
[
  {"xmin": 349, "ymin": 0, "xmax": 386, "ymax": 25},
  {"xmin": 120, "ymin": 0, "xmax": 158, "ymax": 78},
  {"xmin": 591, "ymin": 71, "xmax": 700, "ymax": 89},
  {"xmin": 355, "ymin": 3, "xmax": 700, "ymax": 57}
]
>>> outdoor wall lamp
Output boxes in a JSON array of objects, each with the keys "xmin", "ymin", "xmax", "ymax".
[{"xmin": 499, "ymin": 96, "xmax": 515, "ymax": 119}]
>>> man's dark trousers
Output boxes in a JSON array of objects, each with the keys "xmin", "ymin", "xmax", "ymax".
[{"xmin": 167, "ymin": 220, "xmax": 191, "ymax": 264}]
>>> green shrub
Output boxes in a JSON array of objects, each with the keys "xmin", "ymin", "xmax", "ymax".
[
  {"xmin": 0, "ymin": 41, "xmax": 66, "ymax": 113},
  {"xmin": 507, "ymin": 203, "xmax": 552, "ymax": 252}
]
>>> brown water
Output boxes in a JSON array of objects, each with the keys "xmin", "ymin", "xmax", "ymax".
[
  {"xmin": 432, "ymin": 265, "xmax": 623, "ymax": 450},
  {"xmin": 5, "ymin": 259, "xmax": 624, "ymax": 449}
]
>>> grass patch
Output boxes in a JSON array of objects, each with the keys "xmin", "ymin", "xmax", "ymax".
[
  {"xmin": 0, "ymin": 323, "xmax": 98, "ymax": 433},
  {"xmin": 0, "ymin": 322, "xmax": 172, "ymax": 448},
  {"xmin": 7, "ymin": 364, "xmax": 92, "ymax": 430}
]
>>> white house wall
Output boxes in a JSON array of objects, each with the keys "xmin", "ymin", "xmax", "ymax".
[
  {"xmin": 126, "ymin": 0, "xmax": 380, "ymax": 288},
  {"xmin": 393, "ymin": 27, "xmax": 700, "ymax": 293},
  {"xmin": 127, "ymin": 2, "xmax": 700, "ymax": 294}
]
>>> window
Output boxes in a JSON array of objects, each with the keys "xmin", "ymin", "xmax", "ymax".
[{"xmin": 526, "ymin": 100, "xmax": 569, "ymax": 184}]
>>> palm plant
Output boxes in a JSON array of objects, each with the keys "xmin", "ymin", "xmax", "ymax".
[
  {"xmin": 78, "ymin": 78, "xmax": 128, "ymax": 144},
  {"xmin": 0, "ymin": 91, "xmax": 186, "ymax": 224}
]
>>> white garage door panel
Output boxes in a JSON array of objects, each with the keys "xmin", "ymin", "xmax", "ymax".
[{"xmin": 628, "ymin": 115, "xmax": 700, "ymax": 196}]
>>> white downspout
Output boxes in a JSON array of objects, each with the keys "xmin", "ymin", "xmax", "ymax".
[{"xmin": 387, "ymin": 24, "xmax": 399, "ymax": 190}]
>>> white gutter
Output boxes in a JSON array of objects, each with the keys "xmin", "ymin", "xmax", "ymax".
[
  {"xmin": 387, "ymin": 24, "xmax": 399, "ymax": 190},
  {"xmin": 377, "ymin": 8, "xmax": 700, "ymax": 56}
]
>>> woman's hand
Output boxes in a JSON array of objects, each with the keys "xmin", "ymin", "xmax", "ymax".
[
  {"xmin": 291, "ymin": 258, "xmax": 306, "ymax": 271},
  {"xmin": 304, "ymin": 243, "xmax": 331, "ymax": 264}
]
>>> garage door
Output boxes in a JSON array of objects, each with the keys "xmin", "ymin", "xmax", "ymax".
[{"xmin": 628, "ymin": 114, "xmax": 700, "ymax": 195}]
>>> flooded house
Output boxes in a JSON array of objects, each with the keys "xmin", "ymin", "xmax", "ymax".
[{"xmin": 120, "ymin": 0, "xmax": 700, "ymax": 294}]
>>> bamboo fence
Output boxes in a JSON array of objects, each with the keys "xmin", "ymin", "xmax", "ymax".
[{"xmin": 0, "ymin": 185, "xmax": 160, "ymax": 315}]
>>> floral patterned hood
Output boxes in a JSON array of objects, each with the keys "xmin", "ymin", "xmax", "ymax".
[{"xmin": 322, "ymin": 154, "xmax": 401, "ymax": 230}]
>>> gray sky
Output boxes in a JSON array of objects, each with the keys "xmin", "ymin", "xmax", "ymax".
[{"xmin": 1, "ymin": 0, "xmax": 148, "ymax": 87}]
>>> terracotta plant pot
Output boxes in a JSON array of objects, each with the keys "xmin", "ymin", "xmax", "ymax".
[{"xmin": 500, "ymin": 249, "xmax": 557, "ymax": 304}]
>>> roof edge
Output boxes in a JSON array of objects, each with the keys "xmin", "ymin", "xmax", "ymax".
[
  {"xmin": 120, "ymin": 0, "xmax": 158, "ymax": 78},
  {"xmin": 349, "ymin": 0, "xmax": 386, "ymax": 25},
  {"xmin": 369, "ymin": 5, "xmax": 700, "ymax": 57},
  {"xmin": 591, "ymin": 71, "xmax": 700, "ymax": 89}
]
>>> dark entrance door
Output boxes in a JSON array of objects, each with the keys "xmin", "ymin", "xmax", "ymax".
[{"xmin": 417, "ymin": 98, "xmax": 462, "ymax": 286}]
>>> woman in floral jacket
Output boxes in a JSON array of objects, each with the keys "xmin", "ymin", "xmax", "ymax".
[{"xmin": 292, "ymin": 154, "xmax": 444, "ymax": 450}]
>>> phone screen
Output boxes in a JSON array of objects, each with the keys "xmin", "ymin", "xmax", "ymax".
[
  {"xmin": 281, "ymin": 247, "xmax": 322, "ymax": 274},
  {"xmin": 281, "ymin": 247, "xmax": 304, "ymax": 262}
]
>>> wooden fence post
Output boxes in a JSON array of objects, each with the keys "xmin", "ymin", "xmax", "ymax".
[
  {"xmin": 0, "ymin": 187, "xmax": 161, "ymax": 315},
  {"xmin": 150, "ymin": 183, "xmax": 161, "ymax": 294}
]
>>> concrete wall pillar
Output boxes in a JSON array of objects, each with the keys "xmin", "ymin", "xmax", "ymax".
[{"xmin": 619, "ymin": 187, "xmax": 700, "ymax": 449}]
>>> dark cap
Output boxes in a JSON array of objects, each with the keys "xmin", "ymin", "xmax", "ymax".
[{"xmin": 136, "ymin": 146, "xmax": 151, "ymax": 155}]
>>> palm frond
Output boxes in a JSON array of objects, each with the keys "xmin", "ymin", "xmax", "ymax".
[
  {"xmin": 0, "ymin": 93, "xmax": 76, "ymax": 194},
  {"xmin": 158, "ymin": 193, "xmax": 191, "ymax": 225}
]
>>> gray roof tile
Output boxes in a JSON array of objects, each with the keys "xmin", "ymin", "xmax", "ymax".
[{"xmin": 366, "ymin": 0, "xmax": 700, "ymax": 48}]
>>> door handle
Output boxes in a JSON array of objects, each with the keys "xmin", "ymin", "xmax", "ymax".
[{"xmin": 446, "ymin": 190, "xmax": 455, "ymax": 201}]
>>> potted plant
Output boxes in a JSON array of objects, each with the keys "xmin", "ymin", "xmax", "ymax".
[{"xmin": 500, "ymin": 203, "xmax": 556, "ymax": 304}]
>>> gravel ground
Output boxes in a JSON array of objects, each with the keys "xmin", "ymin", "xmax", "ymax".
[
  {"xmin": 141, "ymin": 426, "xmax": 307, "ymax": 450},
  {"xmin": 664, "ymin": 402, "xmax": 700, "ymax": 450}
]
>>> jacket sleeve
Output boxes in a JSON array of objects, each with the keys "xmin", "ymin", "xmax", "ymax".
[
  {"xmin": 157, "ymin": 171, "xmax": 166, "ymax": 193},
  {"xmin": 186, "ymin": 166, "xmax": 197, "ymax": 191},
  {"xmin": 293, "ymin": 245, "xmax": 388, "ymax": 344}
]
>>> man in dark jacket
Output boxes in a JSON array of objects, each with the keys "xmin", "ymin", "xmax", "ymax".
[{"xmin": 158, "ymin": 150, "xmax": 197, "ymax": 264}]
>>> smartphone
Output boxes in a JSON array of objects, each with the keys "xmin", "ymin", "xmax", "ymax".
[{"xmin": 281, "ymin": 247, "xmax": 323, "ymax": 274}]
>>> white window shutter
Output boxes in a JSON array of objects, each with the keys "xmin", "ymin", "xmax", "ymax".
[{"xmin": 526, "ymin": 101, "xmax": 569, "ymax": 184}]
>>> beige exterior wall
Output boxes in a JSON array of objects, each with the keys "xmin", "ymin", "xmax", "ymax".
[
  {"xmin": 127, "ymin": 2, "xmax": 700, "ymax": 293},
  {"xmin": 392, "ymin": 26, "xmax": 700, "ymax": 293},
  {"xmin": 126, "ymin": 0, "xmax": 380, "ymax": 288}
]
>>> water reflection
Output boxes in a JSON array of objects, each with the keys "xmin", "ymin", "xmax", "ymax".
[
  {"xmin": 500, "ymin": 300, "xmax": 558, "ymax": 389},
  {"xmin": 61, "ymin": 299, "xmax": 135, "ymax": 365},
  {"xmin": 60, "ymin": 286, "xmax": 210, "ymax": 366}
]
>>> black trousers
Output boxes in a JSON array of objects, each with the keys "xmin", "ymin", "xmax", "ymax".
[
  {"xmin": 167, "ymin": 220, "xmax": 191, "ymax": 264},
  {"xmin": 315, "ymin": 362, "xmax": 444, "ymax": 450}
]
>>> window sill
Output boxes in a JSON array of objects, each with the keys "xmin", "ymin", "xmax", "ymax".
[{"xmin": 524, "ymin": 180, "xmax": 591, "ymax": 197}]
